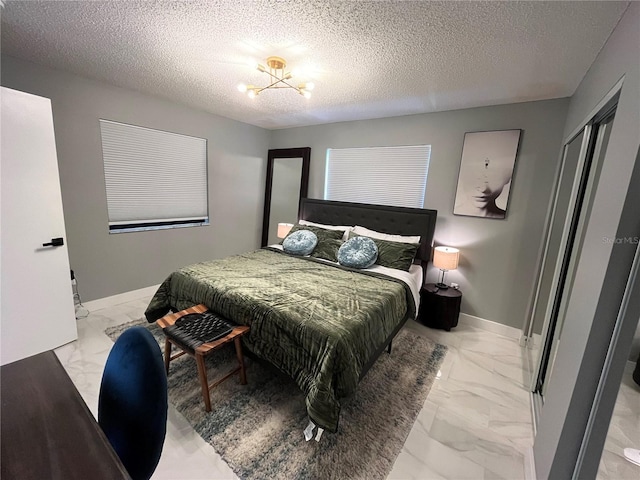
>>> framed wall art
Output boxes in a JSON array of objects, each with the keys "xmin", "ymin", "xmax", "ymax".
[{"xmin": 453, "ymin": 129, "xmax": 522, "ymax": 219}]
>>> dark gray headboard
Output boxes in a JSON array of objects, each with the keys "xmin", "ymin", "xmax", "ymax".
[{"xmin": 299, "ymin": 198, "xmax": 437, "ymax": 263}]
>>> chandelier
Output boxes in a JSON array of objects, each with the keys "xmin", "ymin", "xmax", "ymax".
[{"xmin": 237, "ymin": 56, "xmax": 315, "ymax": 99}]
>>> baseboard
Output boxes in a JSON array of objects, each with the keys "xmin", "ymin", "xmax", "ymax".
[
  {"xmin": 524, "ymin": 445, "xmax": 537, "ymax": 480},
  {"xmin": 531, "ymin": 390, "xmax": 543, "ymax": 435},
  {"xmin": 458, "ymin": 312, "xmax": 522, "ymax": 340},
  {"xmin": 82, "ymin": 284, "xmax": 160, "ymax": 313}
]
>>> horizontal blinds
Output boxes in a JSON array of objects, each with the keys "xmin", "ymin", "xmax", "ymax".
[
  {"xmin": 325, "ymin": 145, "xmax": 430, "ymax": 208},
  {"xmin": 100, "ymin": 120, "xmax": 208, "ymax": 226}
]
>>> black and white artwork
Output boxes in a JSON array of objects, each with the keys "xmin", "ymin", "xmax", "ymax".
[{"xmin": 453, "ymin": 129, "xmax": 522, "ymax": 219}]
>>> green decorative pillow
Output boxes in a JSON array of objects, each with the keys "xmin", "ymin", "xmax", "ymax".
[
  {"xmin": 310, "ymin": 238, "xmax": 343, "ymax": 262},
  {"xmin": 349, "ymin": 232, "xmax": 419, "ymax": 271},
  {"xmin": 285, "ymin": 224, "xmax": 344, "ymax": 244}
]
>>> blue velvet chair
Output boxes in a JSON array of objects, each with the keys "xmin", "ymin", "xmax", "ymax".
[{"xmin": 99, "ymin": 326, "xmax": 168, "ymax": 480}]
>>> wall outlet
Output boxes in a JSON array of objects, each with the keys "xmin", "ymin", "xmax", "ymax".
[{"xmin": 451, "ymin": 282, "xmax": 459, "ymax": 289}]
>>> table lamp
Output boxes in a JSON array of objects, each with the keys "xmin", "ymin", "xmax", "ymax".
[
  {"xmin": 277, "ymin": 223, "xmax": 294, "ymax": 239},
  {"xmin": 433, "ymin": 246, "xmax": 460, "ymax": 289}
]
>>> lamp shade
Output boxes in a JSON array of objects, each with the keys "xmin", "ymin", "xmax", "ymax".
[
  {"xmin": 433, "ymin": 246, "xmax": 460, "ymax": 270},
  {"xmin": 277, "ymin": 222, "xmax": 294, "ymax": 239}
]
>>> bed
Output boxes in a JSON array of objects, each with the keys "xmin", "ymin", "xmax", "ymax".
[{"xmin": 145, "ymin": 199, "xmax": 437, "ymax": 432}]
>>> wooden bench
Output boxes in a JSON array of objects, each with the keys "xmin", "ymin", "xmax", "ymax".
[{"xmin": 156, "ymin": 304, "xmax": 249, "ymax": 412}]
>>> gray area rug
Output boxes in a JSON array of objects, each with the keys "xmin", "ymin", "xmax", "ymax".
[{"xmin": 105, "ymin": 319, "xmax": 447, "ymax": 480}]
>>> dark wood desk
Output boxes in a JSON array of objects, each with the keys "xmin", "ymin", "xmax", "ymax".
[{"xmin": 1, "ymin": 351, "xmax": 131, "ymax": 479}]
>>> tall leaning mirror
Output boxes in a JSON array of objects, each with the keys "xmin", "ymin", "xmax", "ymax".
[{"xmin": 261, "ymin": 147, "xmax": 311, "ymax": 247}]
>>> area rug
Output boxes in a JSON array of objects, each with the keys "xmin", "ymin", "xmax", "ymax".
[{"xmin": 105, "ymin": 319, "xmax": 447, "ymax": 480}]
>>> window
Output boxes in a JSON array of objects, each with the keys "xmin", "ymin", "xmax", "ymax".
[
  {"xmin": 324, "ymin": 145, "xmax": 431, "ymax": 208},
  {"xmin": 100, "ymin": 120, "xmax": 208, "ymax": 233}
]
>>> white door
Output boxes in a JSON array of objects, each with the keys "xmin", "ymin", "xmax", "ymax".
[{"xmin": 1, "ymin": 87, "xmax": 77, "ymax": 365}]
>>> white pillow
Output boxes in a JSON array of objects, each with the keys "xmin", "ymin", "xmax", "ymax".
[
  {"xmin": 299, "ymin": 220, "xmax": 353, "ymax": 241},
  {"xmin": 352, "ymin": 225, "xmax": 420, "ymax": 244}
]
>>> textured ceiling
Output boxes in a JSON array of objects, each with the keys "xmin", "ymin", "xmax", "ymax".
[{"xmin": 0, "ymin": 1, "xmax": 629, "ymax": 129}]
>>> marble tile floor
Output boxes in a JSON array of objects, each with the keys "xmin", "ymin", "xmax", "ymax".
[
  {"xmin": 597, "ymin": 361, "xmax": 640, "ymax": 480},
  {"xmin": 55, "ymin": 297, "xmax": 537, "ymax": 480}
]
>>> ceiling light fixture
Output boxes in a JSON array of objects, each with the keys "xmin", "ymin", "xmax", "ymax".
[{"xmin": 237, "ymin": 56, "xmax": 314, "ymax": 99}]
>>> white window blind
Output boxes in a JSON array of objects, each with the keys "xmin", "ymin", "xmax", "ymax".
[
  {"xmin": 100, "ymin": 120, "xmax": 208, "ymax": 232},
  {"xmin": 324, "ymin": 145, "xmax": 431, "ymax": 208}
]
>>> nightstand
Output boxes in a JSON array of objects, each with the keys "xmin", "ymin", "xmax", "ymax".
[{"xmin": 418, "ymin": 283, "xmax": 462, "ymax": 331}]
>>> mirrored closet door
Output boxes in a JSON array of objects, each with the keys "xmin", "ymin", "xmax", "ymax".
[{"xmin": 527, "ymin": 97, "xmax": 618, "ymax": 415}]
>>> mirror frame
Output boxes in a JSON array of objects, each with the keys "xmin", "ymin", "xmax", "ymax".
[{"xmin": 261, "ymin": 147, "xmax": 311, "ymax": 247}]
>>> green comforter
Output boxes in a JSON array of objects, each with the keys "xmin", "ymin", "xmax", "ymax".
[{"xmin": 145, "ymin": 248, "xmax": 415, "ymax": 432}]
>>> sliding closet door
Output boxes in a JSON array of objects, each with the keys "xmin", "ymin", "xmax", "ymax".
[
  {"xmin": 529, "ymin": 131, "xmax": 585, "ymax": 334},
  {"xmin": 532, "ymin": 103, "xmax": 617, "ymax": 400},
  {"xmin": 532, "ymin": 129, "xmax": 589, "ymax": 394}
]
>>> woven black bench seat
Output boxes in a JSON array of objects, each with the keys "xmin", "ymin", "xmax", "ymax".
[
  {"xmin": 163, "ymin": 311, "xmax": 236, "ymax": 353},
  {"xmin": 156, "ymin": 304, "xmax": 249, "ymax": 412}
]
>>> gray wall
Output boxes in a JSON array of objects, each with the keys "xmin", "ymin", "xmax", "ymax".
[
  {"xmin": 1, "ymin": 55, "xmax": 271, "ymax": 302},
  {"xmin": 2, "ymin": 53, "xmax": 570, "ymax": 329},
  {"xmin": 533, "ymin": 3, "xmax": 640, "ymax": 478},
  {"xmin": 270, "ymin": 99, "xmax": 569, "ymax": 330},
  {"xmin": 631, "ymin": 319, "xmax": 640, "ymax": 361}
]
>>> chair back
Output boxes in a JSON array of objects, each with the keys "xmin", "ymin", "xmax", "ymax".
[{"xmin": 99, "ymin": 326, "xmax": 167, "ymax": 480}]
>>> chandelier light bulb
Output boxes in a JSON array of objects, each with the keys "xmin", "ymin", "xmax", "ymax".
[
  {"xmin": 299, "ymin": 82, "xmax": 316, "ymax": 92},
  {"xmin": 237, "ymin": 83, "xmax": 247, "ymax": 93},
  {"xmin": 303, "ymin": 90, "xmax": 311, "ymax": 99},
  {"xmin": 247, "ymin": 90, "xmax": 256, "ymax": 99}
]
